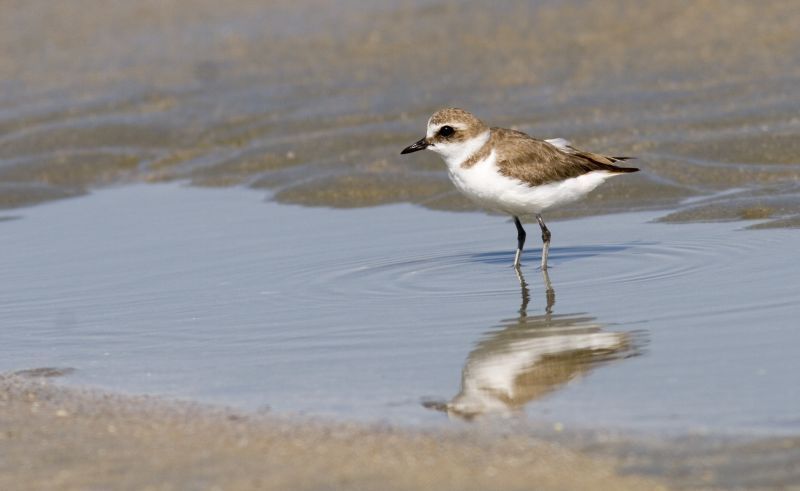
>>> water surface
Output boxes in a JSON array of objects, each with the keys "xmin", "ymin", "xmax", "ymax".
[{"xmin": 1, "ymin": 184, "xmax": 797, "ymax": 435}]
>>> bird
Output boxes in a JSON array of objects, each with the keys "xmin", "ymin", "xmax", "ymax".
[{"xmin": 400, "ymin": 108, "xmax": 638, "ymax": 270}]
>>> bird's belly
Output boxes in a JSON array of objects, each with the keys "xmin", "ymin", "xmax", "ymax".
[{"xmin": 448, "ymin": 161, "xmax": 616, "ymax": 216}]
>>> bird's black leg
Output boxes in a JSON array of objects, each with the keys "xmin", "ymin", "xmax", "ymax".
[
  {"xmin": 536, "ymin": 214, "xmax": 551, "ymax": 270},
  {"xmin": 513, "ymin": 216, "xmax": 526, "ymax": 268}
]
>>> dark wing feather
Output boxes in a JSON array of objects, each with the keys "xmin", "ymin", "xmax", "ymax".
[{"xmin": 492, "ymin": 128, "xmax": 638, "ymax": 186}]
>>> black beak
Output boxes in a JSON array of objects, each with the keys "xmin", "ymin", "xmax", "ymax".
[{"xmin": 401, "ymin": 138, "xmax": 429, "ymax": 155}]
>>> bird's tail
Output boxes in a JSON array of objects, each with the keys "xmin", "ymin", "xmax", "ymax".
[
  {"xmin": 609, "ymin": 156, "xmax": 638, "ymax": 172},
  {"xmin": 609, "ymin": 161, "xmax": 639, "ymax": 173}
]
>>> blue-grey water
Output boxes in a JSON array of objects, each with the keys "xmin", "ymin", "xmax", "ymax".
[{"xmin": 1, "ymin": 184, "xmax": 797, "ymax": 435}]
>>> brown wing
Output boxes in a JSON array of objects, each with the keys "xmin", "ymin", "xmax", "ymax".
[{"xmin": 491, "ymin": 128, "xmax": 638, "ymax": 187}]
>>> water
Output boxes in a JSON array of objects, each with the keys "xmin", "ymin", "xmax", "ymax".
[{"xmin": 2, "ymin": 184, "xmax": 798, "ymax": 435}]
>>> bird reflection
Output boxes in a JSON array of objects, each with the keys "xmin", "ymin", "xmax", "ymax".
[{"xmin": 425, "ymin": 269, "xmax": 639, "ymax": 420}]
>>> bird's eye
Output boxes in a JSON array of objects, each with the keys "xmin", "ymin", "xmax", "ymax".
[{"xmin": 438, "ymin": 125, "xmax": 455, "ymax": 137}]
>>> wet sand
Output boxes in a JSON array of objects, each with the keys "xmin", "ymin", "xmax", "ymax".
[
  {"xmin": 5, "ymin": 374, "xmax": 800, "ymax": 490},
  {"xmin": 1, "ymin": 0, "xmax": 800, "ymax": 224},
  {"xmin": 0, "ymin": 374, "xmax": 665, "ymax": 491}
]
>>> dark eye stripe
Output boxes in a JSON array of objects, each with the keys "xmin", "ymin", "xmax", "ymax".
[{"xmin": 439, "ymin": 125, "xmax": 455, "ymax": 137}]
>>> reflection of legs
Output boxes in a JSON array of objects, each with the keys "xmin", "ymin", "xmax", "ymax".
[
  {"xmin": 514, "ymin": 266, "xmax": 530, "ymax": 317},
  {"xmin": 513, "ymin": 216, "xmax": 526, "ymax": 268},
  {"xmin": 541, "ymin": 268, "xmax": 555, "ymax": 314},
  {"xmin": 536, "ymin": 214, "xmax": 551, "ymax": 270},
  {"xmin": 516, "ymin": 266, "xmax": 555, "ymax": 316}
]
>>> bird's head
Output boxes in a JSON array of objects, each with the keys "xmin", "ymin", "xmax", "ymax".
[{"xmin": 401, "ymin": 108, "xmax": 489, "ymax": 162}]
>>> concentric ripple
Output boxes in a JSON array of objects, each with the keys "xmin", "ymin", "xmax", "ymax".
[{"xmin": 275, "ymin": 225, "xmax": 764, "ymax": 304}]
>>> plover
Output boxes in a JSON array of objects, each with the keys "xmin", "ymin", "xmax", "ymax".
[{"xmin": 401, "ymin": 108, "xmax": 638, "ymax": 270}]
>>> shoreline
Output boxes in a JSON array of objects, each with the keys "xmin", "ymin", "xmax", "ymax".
[
  {"xmin": 0, "ymin": 374, "xmax": 665, "ymax": 491},
  {"xmin": 3, "ymin": 373, "xmax": 799, "ymax": 490}
]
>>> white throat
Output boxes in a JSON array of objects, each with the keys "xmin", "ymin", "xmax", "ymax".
[{"xmin": 430, "ymin": 130, "xmax": 490, "ymax": 169}]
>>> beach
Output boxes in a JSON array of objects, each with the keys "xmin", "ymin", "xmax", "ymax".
[
  {"xmin": 2, "ymin": 0, "xmax": 800, "ymax": 489},
  {"xmin": 1, "ymin": 374, "xmax": 669, "ymax": 491}
]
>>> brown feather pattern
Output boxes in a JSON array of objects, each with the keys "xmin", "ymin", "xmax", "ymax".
[{"xmin": 463, "ymin": 127, "xmax": 638, "ymax": 187}]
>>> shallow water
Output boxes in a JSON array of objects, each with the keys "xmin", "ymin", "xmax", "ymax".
[{"xmin": 2, "ymin": 184, "xmax": 798, "ymax": 435}]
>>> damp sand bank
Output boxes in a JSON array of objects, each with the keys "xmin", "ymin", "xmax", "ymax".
[
  {"xmin": 1, "ymin": 0, "xmax": 800, "ymax": 225},
  {"xmin": 0, "ymin": 374, "xmax": 667, "ymax": 491},
  {"xmin": 4, "ymin": 374, "xmax": 800, "ymax": 490}
]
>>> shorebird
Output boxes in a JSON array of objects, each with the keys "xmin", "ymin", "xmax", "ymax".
[{"xmin": 401, "ymin": 108, "xmax": 638, "ymax": 269}]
